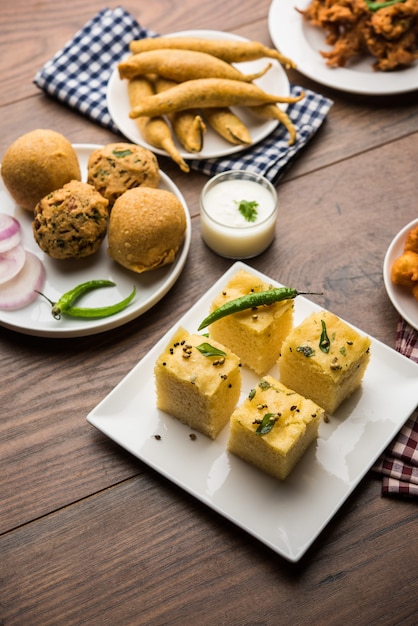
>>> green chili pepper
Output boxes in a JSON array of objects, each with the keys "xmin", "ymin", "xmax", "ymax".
[
  {"xmin": 197, "ymin": 287, "xmax": 322, "ymax": 331},
  {"xmin": 37, "ymin": 280, "xmax": 136, "ymax": 320},
  {"xmin": 365, "ymin": 0, "xmax": 405, "ymax": 11}
]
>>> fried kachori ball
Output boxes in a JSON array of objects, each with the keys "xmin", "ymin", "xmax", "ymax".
[
  {"xmin": 32, "ymin": 180, "xmax": 109, "ymax": 259},
  {"xmin": 391, "ymin": 250, "xmax": 418, "ymax": 288},
  {"xmin": 107, "ymin": 187, "xmax": 186, "ymax": 273},
  {"xmin": 1, "ymin": 129, "xmax": 81, "ymax": 211},
  {"xmin": 87, "ymin": 142, "xmax": 160, "ymax": 208}
]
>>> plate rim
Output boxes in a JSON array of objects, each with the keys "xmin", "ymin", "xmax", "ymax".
[
  {"xmin": 107, "ymin": 28, "xmax": 290, "ymax": 160},
  {"xmin": 268, "ymin": 0, "xmax": 418, "ymax": 96},
  {"xmin": 383, "ymin": 217, "xmax": 418, "ymax": 330},
  {"xmin": 0, "ymin": 143, "xmax": 191, "ymax": 338},
  {"xmin": 86, "ymin": 260, "xmax": 418, "ymax": 561}
]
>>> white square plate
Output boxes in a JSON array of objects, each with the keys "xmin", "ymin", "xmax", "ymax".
[{"xmin": 87, "ymin": 262, "xmax": 418, "ymax": 561}]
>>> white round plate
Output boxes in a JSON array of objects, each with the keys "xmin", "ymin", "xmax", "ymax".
[
  {"xmin": 107, "ymin": 29, "xmax": 290, "ymax": 160},
  {"xmin": 0, "ymin": 144, "xmax": 191, "ymax": 338},
  {"xmin": 383, "ymin": 218, "xmax": 418, "ymax": 330},
  {"xmin": 268, "ymin": 0, "xmax": 418, "ymax": 96}
]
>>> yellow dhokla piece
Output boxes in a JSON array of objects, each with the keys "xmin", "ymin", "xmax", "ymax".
[
  {"xmin": 228, "ymin": 375, "xmax": 324, "ymax": 480},
  {"xmin": 278, "ymin": 310, "xmax": 371, "ymax": 415},
  {"xmin": 154, "ymin": 326, "xmax": 241, "ymax": 439},
  {"xmin": 208, "ymin": 269, "xmax": 294, "ymax": 376}
]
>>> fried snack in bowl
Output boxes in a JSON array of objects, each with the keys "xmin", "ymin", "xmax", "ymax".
[
  {"xmin": 1, "ymin": 129, "xmax": 81, "ymax": 211},
  {"xmin": 32, "ymin": 180, "xmax": 109, "ymax": 260},
  {"xmin": 404, "ymin": 225, "xmax": 418, "ymax": 254},
  {"xmin": 87, "ymin": 143, "xmax": 160, "ymax": 208},
  {"xmin": 107, "ymin": 187, "xmax": 186, "ymax": 273},
  {"xmin": 391, "ymin": 250, "xmax": 418, "ymax": 287}
]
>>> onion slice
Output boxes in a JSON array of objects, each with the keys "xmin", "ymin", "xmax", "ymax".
[
  {"xmin": 0, "ymin": 244, "xmax": 26, "ymax": 284},
  {"xmin": 0, "ymin": 214, "xmax": 21, "ymax": 253},
  {"xmin": 0, "ymin": 251, "xmax": 45, "ymax": 310}
]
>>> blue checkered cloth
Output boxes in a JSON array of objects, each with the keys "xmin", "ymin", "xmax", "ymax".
[{"xmin": 34, "ymin": 6, "xmax": 333, "ymax": 183}]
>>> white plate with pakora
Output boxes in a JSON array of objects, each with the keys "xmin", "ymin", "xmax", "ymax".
[
  {"xmin": 269, "ymin": 0, "xmax": 418, "ymax": 95},
  {"xmin": 107, "ymin": 29, "xmax": 291, "ymax": 161},
  {"xmin": 0, "ymin": 144, "xmax": 191, "ymax": 338},
  {"xmin": 383, "ymin": 218, "xmax": 418, "ymax": 331}
]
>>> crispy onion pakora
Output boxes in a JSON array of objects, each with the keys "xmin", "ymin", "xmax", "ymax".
[
  {"xmin": 298, "ymin": 0, "xmax": 418, "ymax": 71},
  {"xmin": 391, "ymin": 225, "xmax": 418, "ymax": 301}
]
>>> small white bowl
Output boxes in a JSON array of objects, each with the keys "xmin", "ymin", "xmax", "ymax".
[{"xmin": 200, "ymin": 170, "xmax": 278, "ymax": 259}]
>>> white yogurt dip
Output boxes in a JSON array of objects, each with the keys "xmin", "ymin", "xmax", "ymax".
[{"xmin": 200, "ymin": 170, "xmax": 277, "ymax": 259}]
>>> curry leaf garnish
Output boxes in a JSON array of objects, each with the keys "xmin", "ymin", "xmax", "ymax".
[
  {"xmin": 256, "ymin": 413, "xmax": 278, "ymax": 435},
  {"xmin": 319, "ymin": 319, "xmax": 331, "ymax": 353},
  {"xmin": 235, "ymin": 199, "xmax": 259, "ymax": 222},
  {"xmin": 195, "ymin": 343, "xmax": 226, "ymax": 357}
]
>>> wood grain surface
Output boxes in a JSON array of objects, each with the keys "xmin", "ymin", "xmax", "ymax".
[{"xmin": 1, "ymin": 1, "xmax": 417, "ymax": 624}]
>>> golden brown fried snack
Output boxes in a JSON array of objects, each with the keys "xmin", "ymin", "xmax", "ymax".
[
  {"xmin": 391, "ymin": 250, "xmax": 418, "ymax": 288},
  {"xmin": 128, "ymin": 77, "xmax": 191, "ymax": 171},
  {"xmin": 32, "ymin": 180, "xmax": 109, "ymax": 259},
  {"xmin": 404, "ymin": 225, "xmax": 418, "ymax": 253},
  {"xmin": 129, "ymin": 36, "xmax": 296, "ymax": 69},
  {"xmin": 299, "ymin": 0, "xmax": 418, "ymax": 71},
  {"xmin": 107, "ymin": 187, "xmax": 186, "ymax": 273},
  {"xmin": 87, "ymin": 143, "xmax": 160, "ymax": 208},
  {"xmin": 1, "ymin": 129, "xmax": 81, "ymax": 211},
  {"xmin": 153, "ymin": 77, "xmax": 206, "ymax": 153}
]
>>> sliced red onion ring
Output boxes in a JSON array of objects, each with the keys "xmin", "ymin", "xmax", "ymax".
[
  {"xmin": 0, "ymin": 214, "xmax": 21, "ymax": 253},
  {"xmin": 0, "ymin": 251, "xmax": 45, "ymax": 310},
  {"xmin": 0, "ymin": 243, "xmax": 26, "ymax": 284}
]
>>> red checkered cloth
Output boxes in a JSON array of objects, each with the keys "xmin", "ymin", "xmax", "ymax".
[{"xmin": 373, "ymin": 318, "xmax": 418, "ymax": 497}]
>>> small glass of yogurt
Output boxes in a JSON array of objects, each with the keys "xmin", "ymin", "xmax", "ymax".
[{"xmin": 200, "ymin": 170, "xmax": 278, "ymax": 259}]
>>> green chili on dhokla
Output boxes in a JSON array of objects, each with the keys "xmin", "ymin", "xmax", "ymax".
[{"xmin": 198, "ymin": 286, "xmax": 322, "ymax": 331}]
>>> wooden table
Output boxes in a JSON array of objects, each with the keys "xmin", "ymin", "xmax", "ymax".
[{"xmin": 1, "ymin": 1, "xmax": 417, "ymax": 623}]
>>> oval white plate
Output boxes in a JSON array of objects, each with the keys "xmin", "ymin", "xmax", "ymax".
[
  {"xmin": 268, "ymin": 0, "xmax": 418, "ymax": 95},
  {"xmin": 0, "ymin": 144, "xmax": 191, "ymax": 338},
  {"xmin": 383, "ymin": 218, "xmax": 418, "ymax": 330},
  {"xmin": 107, "ymin": 29, "xmax": 290, "ymax": 160}
]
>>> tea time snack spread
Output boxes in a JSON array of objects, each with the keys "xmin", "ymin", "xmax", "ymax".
[
  {"xmin": 154, "ymin": 326, "xmax": 242, "ymax": 439},
  {"xmin": 32, "ymin": 180, "xmax": 109, "ymax": 260},
  {"xmin": 107, "ymin": 186, "xmax": 186, "ymax": 273},
  {"xmin": 278, "ymin": 310, "xmax": 371, "ymax": 415},
  {"xmin": 206, "ymin": 269, "xmax": 294, "ymax": 375},
  {"xmin": 87, "ymin": 142, "xmax": 160, "ymax": 208},
  {"xmin": 228, "ymin": 375, "xmax": 324, "ymax": 480},
  {"xmin": 1, "ymin": 129, "xmax": 81, "ymax": 211}
]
